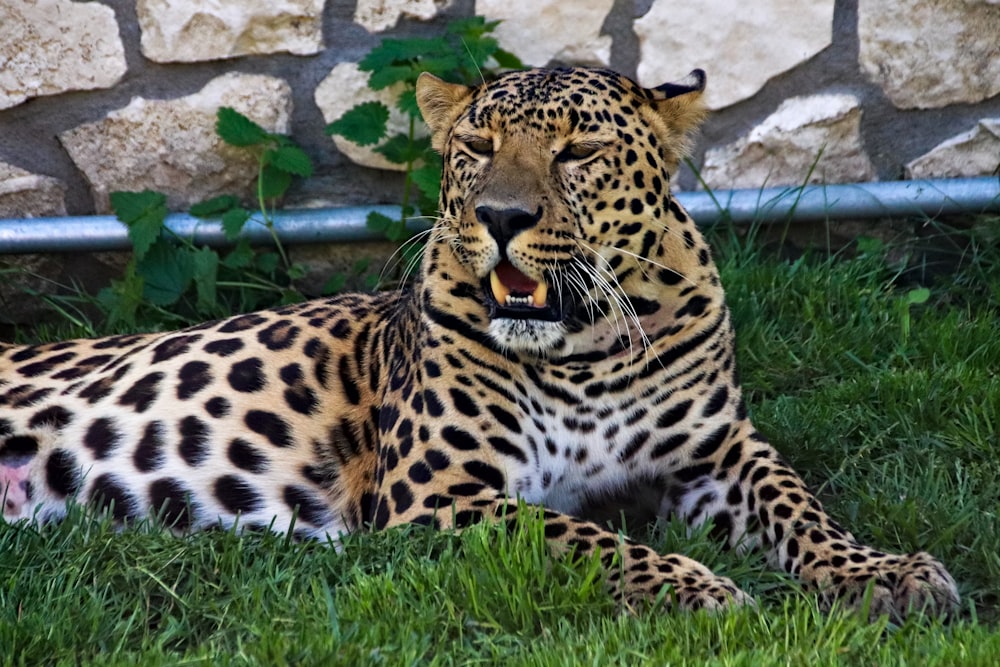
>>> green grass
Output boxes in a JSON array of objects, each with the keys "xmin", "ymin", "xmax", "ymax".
[{"xmin": 3, "ymin": 222, "xmax": 1000, "ymax": 665}]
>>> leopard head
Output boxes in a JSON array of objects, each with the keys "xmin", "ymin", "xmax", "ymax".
[{"xmin": 416, "ymin": 67, "xmax": 709, "ymax": 359}]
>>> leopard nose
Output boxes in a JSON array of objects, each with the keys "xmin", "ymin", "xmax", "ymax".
[{"xmin": 476, "ymin": 206, "xmax": 542, "ymax": 248}]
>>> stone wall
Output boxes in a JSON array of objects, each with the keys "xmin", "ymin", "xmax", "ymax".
[{"xmin": 2, "ymin": 0, "xmax": 999, "ymax": 220}]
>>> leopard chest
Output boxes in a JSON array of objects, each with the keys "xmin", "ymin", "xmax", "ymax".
[{"xmin": 494, "ymin": 373, "xmax": 712, "ymax": 519}]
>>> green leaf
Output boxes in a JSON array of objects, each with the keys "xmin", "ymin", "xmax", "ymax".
[
  {"xmin": 446, "ymin": 15, "xmax": 496, "ymax": 39},
  {"xmin": 110, "ymin": 190, "xmax": 167, "ymax": 226},
  {"xmin": 491, "ymin": 48, "xmax": 524, "ymax": 69},
  {"xmin": 110, "ymin": 190, "xmax": 168, "ymax": 262},
  {"xmin": 456, "ymin": 38, "xmax": 498, "ymax": 69},
  {"xmin": 189, "ymin": 195, "xmax": 242, "ymax": 218},
  {"xmin": 97, "ymin": 270, "xmax": 144, "ymax": 328},
  {"xmin": 397, "ymin": 89, "xmax": 421, "ymax": 119},
  {"xmin": 216, "ymin": 107, "xmax": 270, "ymax": 147},
  {"xmin": 222, "ymin": 239, "xmax": 255, "ymax": 269},
  {"xmin": 260, "ymin": 164, "xmax": 292, "ymax": 199},
  {"xmin": 360, "ymin": 38, "xmax": 445, "ymax": 71},
  {"xmin": 255, "ymin": 252, "xmax": 280, "ymax": 275},
  {"xmin": 286, "ymin": 263, "xmax": 307, "ymax": 280},
  {"xmin": 192, "ymin": 247, "xmax": 219, "ymax": 313},
  {"xmin": 269, "ymin": 145, "xmax": 314, "ymax": 177},
  {"xmin": 325, "ymin": 102, "xmax": 390, "ymax": 146},
  {"xmin": 410, "ymin": 163, "xmax": 441, "ymax": 205},
  {"xmin": 385, "ymin": 221, "xmax": 408, "ymax": 243},
  {"xmin": 375, "ymin": 134, "xmax": 429, "ymax": 165},
  {"xmin": 221, "ymin": 208, "xmax": 251, "ymax": 241},
  {"xmin": 906, "ymin": 287, "xmax": 931, "ymax": 305},
  {"xmin": 352, "ymin": 257, "xmax": 372, "ymax": 274},
  {"xmin": 279, "ymin": 288, "xmax": 304, "ymax": 305},
  {"xmin": 366, "ymin": 211, "xmax": 393, "ymax": 233},
  {"xmin": 139, "ymin": 241, "xmax": 194, "ymax": 306},
  {"xmin": 368, "ymin": 65, "xmax": 418, "ymax": 91},
  {"xmin": 855, "ymin": 235, "xmax": 883, "ymax": 256},
  {"xmin": 322, "ymin": 273, "xmax": 347, "ymax": 295},
  {"xmin": 414, "ymin": 55, "xmax": 462, "ymax": 79}
]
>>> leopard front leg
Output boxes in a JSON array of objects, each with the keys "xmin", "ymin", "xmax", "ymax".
[
  {"xmin": 374, "ymin": 479, "xmax": 754, "ymax": 610},
  {"xmin": 674, "ymin": 423, "xmax": 959, "ymax": 620},
  {"xmin": 369, "ymin": 455, "xmax": 753, "ymax": 613}
]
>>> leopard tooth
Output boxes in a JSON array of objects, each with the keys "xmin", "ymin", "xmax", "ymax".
[
  {"xmin": 531, "ymin": 282, "xmax": 548, "ymax": 308},
  {"xmin": 490, "ymin": 270, "xmax": 510, "ymax": 305}
]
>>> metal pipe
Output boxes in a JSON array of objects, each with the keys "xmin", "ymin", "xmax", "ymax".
[
  {"xmin": 1, "ymin": 177, "xmax": 998, "ymax": 255},
  {"xmin": 682, "ymin": 176, "xmax": 1000, "ymax": 225},
  {"xmin": 0, "ymin": 205, "xmax": 408, "ymax": 254}
]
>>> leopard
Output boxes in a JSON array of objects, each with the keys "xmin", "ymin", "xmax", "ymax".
[{"xmin": 0, "ymin": 66, "xmax": 958, "ymax": 620}]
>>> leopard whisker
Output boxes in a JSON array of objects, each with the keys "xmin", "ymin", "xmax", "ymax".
[
  {"xmin": 573, "ymin": 242, "xmax": 656, "ymax": 363},
  {"xmin": 570, "ymin": 257, "xmax": 641, "ymax": 368},
  {"xmin": 581, "ymin": 237, "xmax": 698, "ymax": 288},
  {"xmin": 563, "ymin": 259, "xmax": 608, "ymax": 340},
  {"xmin": 568, "ymin": 253, "xmax": 630, "ymax": 345},
  {"xmin": 403, "ymin": 227, "xmax": 457, "ymax": 286},
  {"xmin": 379, "ymin": 225, "xmax": 452, "ymax": 288}
]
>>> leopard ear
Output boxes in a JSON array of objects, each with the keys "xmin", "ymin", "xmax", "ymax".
[
  {"xmin": 645, "ymin": 69, "xmax": 708, "ymax": 166},
  {"xmin": 650, "ymin": 69, "xmax": 706, "ymax": 102},
  {"xmin": 416, "ymin": 72, "xmax": 473, "ymax": 151}
]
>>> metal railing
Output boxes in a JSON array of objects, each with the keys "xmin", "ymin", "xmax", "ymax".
[{"xmin": 1, "ymin": 177, "xmax": 998, "ymax": 254}]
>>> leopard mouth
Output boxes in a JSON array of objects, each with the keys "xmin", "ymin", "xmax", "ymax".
[{"xmin": 483, "ymin": 260, "xmax": 562, "ymax": 321}]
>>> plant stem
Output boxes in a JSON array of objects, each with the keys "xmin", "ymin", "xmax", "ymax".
[
  {"xmin": 257, "ymin": 149, "xmax": 292, "ymax": 272},
  {"xmin": 399, "ymin": 115, "xmax": 417, "ymax": 238}
]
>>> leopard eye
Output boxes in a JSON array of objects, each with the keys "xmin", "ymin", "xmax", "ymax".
[
  {"xmin": 556, "ymin": 143, "xmax": 600, "ymax": 163},
  {"xmin": 461, "ymin": 137, "xmax": 494, "ymax": 157}
]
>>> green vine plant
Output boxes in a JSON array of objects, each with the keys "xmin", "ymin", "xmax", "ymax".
[
  {"xmin": 325, "ymin": 17, "xmax": 523, "ymax": 281},
  {"xmin": 104, "ymin": 108, "xmax": 318, "ymax": 329}
]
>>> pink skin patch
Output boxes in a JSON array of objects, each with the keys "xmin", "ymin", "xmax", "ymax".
[{"xmin": 0, "ymin": 460, "xmax": 31, "ymax": 517}]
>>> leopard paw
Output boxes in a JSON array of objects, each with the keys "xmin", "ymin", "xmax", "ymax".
[
  {"xmin": 888, "ymin": 551, "xmax": 959, "ymax": 619},
  {"xmin": 622, "ymin": 555, "xmax": 755, "ymax": 613},
  {"xmin": 823, "ymin": 551, "xmax": 959, "ymax": 621},
  {"xmin": 672, "ymin": 573, "xmax": 756, "ymax": 612}
]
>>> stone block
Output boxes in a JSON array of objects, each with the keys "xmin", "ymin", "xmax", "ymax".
[
  {"xmin": 314, "ymin": 62, "xmax": 424, "ymax": 172},
  {"xmin": 0, "ymin": 0, "xmax": 126, "ymax": 110},
  {"xmin": 635, "ymin": 0, "xmax": 834, "ymax": 110},
  {"xmin": 858, "ymin": 0, "xmax": 1000, "ymax": 109},
  {"xmin": 354, "ymin": 0, "xmax": 453, "ymax": 33},
  {"xmin": 701, "ymin": 94, "xmax": 876, "ymax": 189},
  {"xmin": 58, "ymin": 74, "xmax": 293, "ymax": 213},
  {"xmin": 906, "ymin": 119, "xmax": 1000, "ymax": 179},
  {"xmin": 476, "ymin": 0, "xmax": 614, "ymax": 67},
  {"xmin": 0, "ymin": 162, "xmax": 67, "ymax": 219},
  {"xmin": 137, "ymin": 0, "xmax": 325, "ymax": 62}
]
